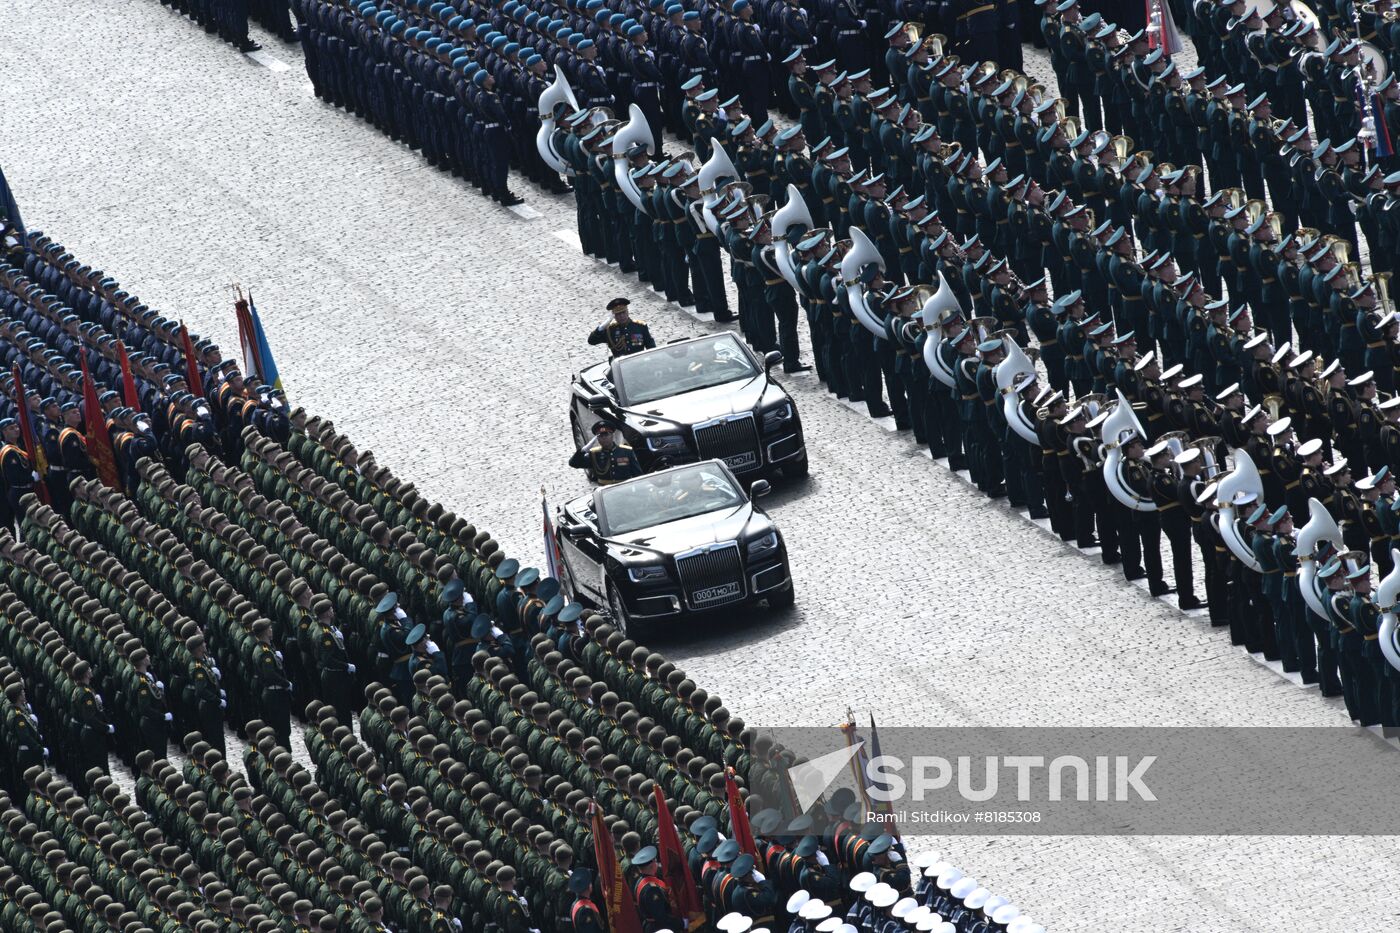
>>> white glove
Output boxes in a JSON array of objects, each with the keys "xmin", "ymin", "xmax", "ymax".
[
  {"xmin": 107, "ymin": 725, "xmax": 115, "ymax": 734},
  {"xmin": 156, "ymin": 680, "xmax": 164, "ymax": 690},
  {"xmin": 347, "ymin": 663, "xmax": 357, "ymax": 674},
  {"xmin": 816, "ymin": 851, "xmax": 830, "ymax": 867},
  {"xmin": 42, "ymin": 747, "xmax": 49, "ymax": 758},
  {"xmin": 219, "ymin": 689, "xmax": 227, "ymax": 699},
  {"xmin": 164, "ymin": 712, "xmax": 173, "ymax": 722},
  {"xmin": 220, "ymin": 699, "xmax": 227, "ymax": 709},
  {"xmin": 31, "ymin": 471, "xmax": 39, "ymax": 482}
]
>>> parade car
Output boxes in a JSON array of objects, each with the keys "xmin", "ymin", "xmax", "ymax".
[
  {"xmin": 569, "ymin": 332, "xmax": 808, "ymax": 481},
  {"xmin": 554, "ymin": 460, "xmax": 794, "ymax": 634}
]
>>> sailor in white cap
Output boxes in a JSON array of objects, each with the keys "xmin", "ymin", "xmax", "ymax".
[
  {"xmin": 845, "ymin": 873, "xmax": 876, "ymax": 928},
  {"xmin": 813, "ymin": 918, "xmax": 842, "ymax": 933},
  {"xmin": 890, "ymin": 897, "xmax": 918, "ymax": 921},
  {"xmin": 718, "ymin": 912, "xmax": 754, "ymax": 933},
  {"xmin": 992, "ymin": 903, "xmax": 1022, "ymax": 926},
  {"xmin": 797, "ymin": 899, "xmax": 833, "ymax": 926},
  {"xmin": 786, "ymin": 890, "xmax": 811, "ymax": 918},
  {"xmin": 867, "ymin": 884, "xmax": 898, "ymax": 931}
]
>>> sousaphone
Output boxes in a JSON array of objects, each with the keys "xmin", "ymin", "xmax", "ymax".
[
  {"xmin": 612, "ymin": 104, "xmax": 657, "ymax": 212},
  {"xmin": 536, "ymin": 66, "xmax": 581, "ymax": 174}
]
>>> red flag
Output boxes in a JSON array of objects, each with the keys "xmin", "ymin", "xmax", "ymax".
[
  {"xmin": 590, "ymin": 803, "xmax": 643, "ymax": 933},
  {"xmin": 79, "ymin": 355, "xmax": 120, "ymax": 490},
  {"xmin": 653, "ymin": 785, "xmax": 704, "ymax": 929},
  {"xmin": 234, "ymin": 297, "xmax": 260, "ymax": 381},
  {"xmin": 180, "ymin": 322, "xmax": 205, "ymax": 399},
  {"xmin": 117, "ymin": 340, "xmax": 140, "ymax": 413},
  {"xmin": 725, "ymin": 768, "xmax": 757, "ymax": 858},
  {"xmin": 10, "ymin": 366, "xmax": 49, "ymax": 505}
]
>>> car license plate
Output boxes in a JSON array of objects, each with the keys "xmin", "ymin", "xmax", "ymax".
[
  {"xmin": 724, "ymin": 451, "xmax": 757, "ymax": 470},
  {"xmin": 692, "ymin": 582, "xmax": 740, "ymax": 605}
]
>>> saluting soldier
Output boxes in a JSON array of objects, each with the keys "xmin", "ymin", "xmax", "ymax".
[
  {"xmin": 569, "ymin": 421, "xmax": 643, "ymax": 486},
  {"xmin": 589, "ymin": 298, "xmax": 656, "ymax": 356}
]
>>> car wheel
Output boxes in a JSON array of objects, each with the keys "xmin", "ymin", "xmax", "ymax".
[
  {"xmin": 571, "ymin": 414, "xmax": 588, "ymax": 451},
  {"xmin": 766, "ymin": 581, "xmax": 795, "ymax": 609},
  {"xmin": 607, "ymin": 578, "xmax": 646, "ymax": 639},
  {"xmin": 783, "ymin": 452, "xmax": 810, "ymax": 478}
]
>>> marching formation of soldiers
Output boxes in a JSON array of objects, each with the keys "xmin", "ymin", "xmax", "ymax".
[
  {"xmin": 532, "ymin": 0, "xmax": 1400, "ymax": 734},
  {"xmin": 287, "ymin": 0, "xmax": 1042, "ymax": 212},
  {"xmin": 5, "ymin": 191, "xmax": 1040, "ymax": 931}
]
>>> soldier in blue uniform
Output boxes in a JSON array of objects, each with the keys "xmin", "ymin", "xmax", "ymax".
[
  {"xmin": 588, "ymin": 298, "xmax": 656, "ymax": 355},
  {"xmin": 732, "ymin": 0, "xmax": 771, "ymax": 125}
]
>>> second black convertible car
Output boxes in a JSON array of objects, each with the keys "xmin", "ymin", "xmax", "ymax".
[
  {"xmin": 554, "ymin": 461, "xmax": 793, "ymax": 635},
  {"xmin": 569, "ymin": 332, "xmax": 807, "ymax": 481}
]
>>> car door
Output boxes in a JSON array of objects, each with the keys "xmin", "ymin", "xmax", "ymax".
[{"xmin": 557, "ymin": 500, "xmax": 608, "ymax": 606}]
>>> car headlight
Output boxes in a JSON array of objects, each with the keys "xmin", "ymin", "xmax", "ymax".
[
  {"xmin": 647, "ymin": 434, "xmax": 687, "ymax": 452},
  {"xmin": 761, "ymin": 402, "xmax": 794, "ymax": 431},
  {"xmin": 747, "ymin": 531, "xmax": 779, "ymax": 557},
  {"xmin": 628, "ymin": 565, "xmax": 669, "ymax": 583}
]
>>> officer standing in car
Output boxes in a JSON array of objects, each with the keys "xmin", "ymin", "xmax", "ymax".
[
  {"xmin": 570, "ymin": 421, "xmax": 644, "ymax": 485},
  {"xmin": 588, "ymin": 298, "xmax": 657, "ymax": 356}
]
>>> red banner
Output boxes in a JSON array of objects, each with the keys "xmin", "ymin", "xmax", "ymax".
[
  {"xmin": 590, "ymin": 803, "xmax": 643, "ymax": 933},
  {"xmin": 653, "ymin": 785, "xmax": 704, "ymax": 929},
  {"xmin": 117, "ymin": 340, "xmax": 140, "ymax": 413},
  {"xmin": 11, "ymin": 366, "xmax": 49, "ymax": 504},
  {"xmin": 79, "ymin": 355, "xmax": 120, "ymax": 490},
  {"xmin": 726, "ymin": 768, "xmax": 758, "ymax": 858},
  {"xmin": 180, "ymin": 322, "xmax": 204, "ymax": 399}
]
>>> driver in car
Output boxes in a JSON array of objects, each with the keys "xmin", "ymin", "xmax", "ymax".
[{"xmin": 569, "ymin": 420, "xmax": 642, "ymax": 485}]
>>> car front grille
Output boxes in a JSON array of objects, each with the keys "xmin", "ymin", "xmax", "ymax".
[
  {"xmin": 693, "ymin": 414, "xmax": 761, "ymax": 472},
  {"xmin": 675, "ymin": 543, "xmax": 746, "ymax": 610}
]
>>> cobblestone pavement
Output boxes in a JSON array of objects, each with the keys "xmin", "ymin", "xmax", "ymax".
[{"xmin": 5, "ymin": 3, "xmax": 1400, "ymax": 930}]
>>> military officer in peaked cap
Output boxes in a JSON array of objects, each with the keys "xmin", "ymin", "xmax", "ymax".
[
  {"xmin": 589, "ymin": 298, "xmax": 657, "ymax": 356},
  {"xmin": 570, "ymin": 421, "xmax": 643, "ymax": 486}
]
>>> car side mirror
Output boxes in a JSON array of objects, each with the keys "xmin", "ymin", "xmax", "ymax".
[
  {"xmin": 764, "ymin": 351, "xmax": 783, "ymax": 371},
  {"xmin": 749, "ymin": 479, "xmax": 771, "ymax": 498},
  {"xmin": 584, "ymin": 392, "xmax": 609, "ymax": 412},
  {"xmin": 560, "ymin": 520, "xmax": 589, "ymax": 538}
]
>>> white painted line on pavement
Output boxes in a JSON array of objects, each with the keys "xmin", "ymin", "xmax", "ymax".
[
  {"xmin": 508, "ymin": 203, "xmax": 543, "ymax": 220},
  {"xmin": 247, "ymin": 50, "xmax": 291, "ymax": 72},
  {"xmin": 551, "ymin": 229, "xmax": 582, "ymax": 250}
]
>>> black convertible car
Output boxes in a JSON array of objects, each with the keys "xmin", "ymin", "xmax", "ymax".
[
  {"xmin": 554, "ymin": 461, "xmax": 793, "ymax": 634},
  {"xmin": 569, "ymin": 332, "xmax": 807, "ymax": 481}
]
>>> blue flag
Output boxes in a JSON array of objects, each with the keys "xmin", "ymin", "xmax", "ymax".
[{"xmin": 247, "ymin": 292, "xmax": 284, "ymax": 398}]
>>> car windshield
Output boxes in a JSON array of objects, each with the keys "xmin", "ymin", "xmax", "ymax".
[
  {"xmin": 594, "ymin": 463, "xmax": 746, "ymax": 535},
  {"xmin": 611, "ymin": 334, "xmax": 758, "ymax": 405}
]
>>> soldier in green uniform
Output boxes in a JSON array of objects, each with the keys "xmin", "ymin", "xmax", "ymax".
[
  {"xmin": 588, "ymin": 298, "xmax": 656, "ymax": 356},
  {"xmin": 251, "ymin": 619, "xmax": 292, "ymax": 747},
  {"xmin": 314, "ymin": 595, "xmax": 356, "ymax": 725},
  {"xmin": 183, "ymin": 634, "xmax": 225, "ymax": 754},
  {"xmin": 569, "ymin": 422, "xmax": 643, "ymax": 486},
  {"xmin": 129, "ymin": 648, "xmax": 170, "ymax": 760}
]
